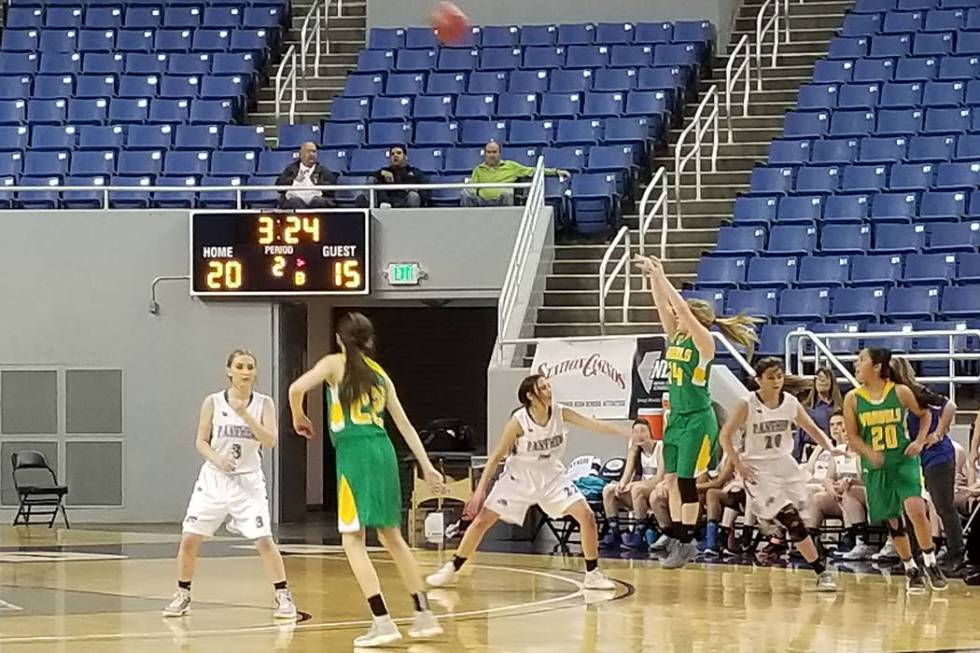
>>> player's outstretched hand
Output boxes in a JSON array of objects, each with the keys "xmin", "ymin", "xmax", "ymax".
[
  {"xmin": 633, "ymin": 255, "xmax": 660, "ymax": 276},
  {"xmin": 463, "ymin": 487, "xmax": 486, "ymax": 520},
  {"xmin": 905, "ymin": 440, "xmax": 926, "ymax": 458},
  {"xmin": 293, "ymin": 414, "xmax": 315, "ymax": 439}
]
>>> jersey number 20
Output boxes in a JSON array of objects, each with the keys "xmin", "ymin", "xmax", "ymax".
[{"xmin": 871, "ymin": 424, "xmax": 899, "ymax": 451}]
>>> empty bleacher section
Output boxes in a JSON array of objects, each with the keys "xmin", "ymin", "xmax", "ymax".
[
  {"xmin": 693, "ymin": 0, "xmax": 980, "ymax": 372},
  {"xmin": 324, "ymin": 21, "xmax": 715, "ymax": 231}
]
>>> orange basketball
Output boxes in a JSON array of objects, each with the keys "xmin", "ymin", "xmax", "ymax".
[{"xmin": 430, "ymin": 1, "xmax": 471, "ymax": 45}]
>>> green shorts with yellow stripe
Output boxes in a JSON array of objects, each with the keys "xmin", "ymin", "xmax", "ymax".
[{"xmin": 662, "ymin": 407, "xmax": 719, "ymax": 479}]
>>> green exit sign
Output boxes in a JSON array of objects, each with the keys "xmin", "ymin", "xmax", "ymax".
[{"xmin": 386, "ymin": 262, "xmax": 424, "ymax": 286}]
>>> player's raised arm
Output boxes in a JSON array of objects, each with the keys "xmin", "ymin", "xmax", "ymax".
[{"xmin": 561, "ymin": 407, "xmax": 632, "ymax": 438}]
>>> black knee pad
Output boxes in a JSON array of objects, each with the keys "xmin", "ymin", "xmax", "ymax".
[
  {"xmin": 678, "ymin": 477, "xmax": 699, "ymax": 504},
  {"xmin": 775, "ymin": 506, "xmax": 808, "ymax": 543},
  {"xmin": 887, "ymin": 518, "xmax": 906, "ymax": 538}
]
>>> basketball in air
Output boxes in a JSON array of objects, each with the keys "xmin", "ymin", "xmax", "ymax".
[{"xmin": 430, "ymin": 1, "xmax": 471, "ymax": 45}]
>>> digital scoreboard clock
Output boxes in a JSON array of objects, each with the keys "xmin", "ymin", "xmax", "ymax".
[{"xmin": 190, "ymin": 209, "xmax": 370, "ymax": 296}]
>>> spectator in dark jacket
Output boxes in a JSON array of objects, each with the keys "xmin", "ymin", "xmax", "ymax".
[
  {"xmin": 373, "ymin": 145, "xmax": 430, "ymax": 208},
  {"xmin": 275, "ymin": 142, "xmax": 336, "ymax": 209}
]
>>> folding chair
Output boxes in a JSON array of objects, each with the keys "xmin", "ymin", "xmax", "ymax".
[{"xmin": 12, "ymin": 450, "xmax": 69, "ymax": 528}]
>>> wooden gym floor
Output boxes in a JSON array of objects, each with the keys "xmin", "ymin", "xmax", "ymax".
[{"xmin": 3, "ymin": 525, "xmax": 980, "ymax": 652}]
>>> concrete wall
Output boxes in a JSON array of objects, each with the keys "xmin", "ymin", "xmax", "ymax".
[
  {"xmin": 0, "ymin": 210, "xmax": 276, "ymax": 523},
  {"xmin": 367, "ymin": 0, "xmax": 739, "ymax": 50}
]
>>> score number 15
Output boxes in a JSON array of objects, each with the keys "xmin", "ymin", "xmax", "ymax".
[{"xmin": 334, "ymin": 260, "xmax": 361, "ymax": 289}]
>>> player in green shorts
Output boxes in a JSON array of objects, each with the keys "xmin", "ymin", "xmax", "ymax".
[
  {"xmin": 289, "ymin": 312, "xmax": 446, "ymax": 647},
  {"xmin": 843, "ymin": 347, "xmax": 947, "ymax": 593},
  {"xmin": 635, "ymin": 255, "xmax": 760, "ymax": 569}
]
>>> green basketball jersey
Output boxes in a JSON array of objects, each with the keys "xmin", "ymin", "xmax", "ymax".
[
  {"xmin": 855, "ymin": 381, "xmax": 911, "ymax": 467},
  {"xmin": 325, "ymin": 356, "xmax": 388, "ymax": 445},
  {"xmin": 664, "ymin": 332, "xmax": 712, "ymax": 414}
]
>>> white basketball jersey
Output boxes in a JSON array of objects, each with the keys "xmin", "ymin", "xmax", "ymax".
[
  {"xmin": 510, "ymin": 401, "xmax": 568, "ymax": 465},
  {"xmin": 639, "ymin": 443, "xmax": 658, "ymax": 480},
  {"xmin": 208, "ymin": 390, "xmax": 268, "ymax": 475},
  {"xmin": 743, "ymin": 392, "xmax": 799, "ymax": 460}
]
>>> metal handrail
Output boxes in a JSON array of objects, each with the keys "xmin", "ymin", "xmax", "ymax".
[
  {"xmin": 785, "ymin": 328, "xmax": 980, "ymax": 403},
  {"xmin": 636, "ymin": 166, "xmax": 669, "ymax": 260},
  {"xmin": 497, "ymin": 158, "xmax": 548, "ymax": 363},
  {"xmin": 755, "ymin": 0, "xmax": 782, "ymax": 91},
  {"xmin": 724, "ymin": 34, "xmax": 751, "ymax": 144},
  {"xmin": 2, "ymin": 180, "xmax": 533, "ymax": 211},
  {"xmin": 597, "ymin": 226, "xmax": 632, "ymax": 334},
  {"xmin": 276, "ymin": 0, "xmax": 333, "ymax": 121},
  {"xmin": 672, "ymin": 84, "xmax": 719, "ymax": 226}
]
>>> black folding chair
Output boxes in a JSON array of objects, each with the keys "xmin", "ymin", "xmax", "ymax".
[{"xmin": 11, "ymin": 451, "xmax": 69, "ymax": 528}]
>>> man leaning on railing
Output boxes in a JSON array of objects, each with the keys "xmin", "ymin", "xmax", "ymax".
[
  {"xmin": 275, "ymin": 141, "xmax": 337, "ymax": 210},
  {"xmin": 462, "ymin": 141, "xmax": 569, "ymax": 207}
]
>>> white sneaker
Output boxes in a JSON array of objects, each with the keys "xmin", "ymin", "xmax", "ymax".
[
  {"xmin": 872, "ymin": 539, "xmax": 898, "ymax": 562},
  {"xmin": 842, "ymin": 540, "xmax": 877, "ymax": 561},
  {"xmin": 426, "ymin": 562, "xmax": 458, "ymax": 588},
  {"xmin": 583, "ymin": 569, "xmax": 616, "ymax": 590},
  {"xmin": 408, "ymin": 610, "xmax": 443, "ymax": 639},
  {"xmin": 162, "ymin": 589, "xmax": 191, "ymax": 617},
  {"xmin": 273, "ymin": 588, "xmax": 297, "ymax": 620},
  {"xmin": 353, "ymin": 616, "xmax": 402, "ymax": 648},
  {"xmin": 651, "ymin": 533, "xmax": 670, "ymax": 551},
  {"xmin": 816, "ymin": 571, "xmax": 838, "ymax": 592}
]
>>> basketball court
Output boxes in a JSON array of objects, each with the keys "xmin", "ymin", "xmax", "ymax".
[{"xmin": 2, "ymin": 525, "xmax": 980, "ymax": 653}]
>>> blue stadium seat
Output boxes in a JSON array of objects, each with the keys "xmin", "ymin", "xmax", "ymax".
[
  {"xmin": 904, "ymin": 252, "xmax": 958, "ymax": 284},
  {"xmin": 582, "ymin": 91, "xmax": 624, "ymax": 117},
  {"xmin": 468, "ymin": 71, "xmax": 508, "ymax": 94},
  {"xmin": 510, "ymin": 120, "xmax": 554, "ymax": 146},
  {"xmin": 413, "ymin": 120, "xmax": 458, "ymax": 146},
  {"xmin": 497, "ymin": 92, "xmax": 539, "ymax": 119},
  {"xmin": 570, "ymin": 173, "xmax": 619, "ymax": 233},
  {"xmin": 70, "ymin": 150, "xmax": 116, "ymax": 176},
  {"xmin": 441, "ymin": 147, "xmax": 482, "ymax": 174},
  {"xmin": 870, "ymin": 192, "xmax": 917, "ymax": 222},
  {"xmin": 123, "ymin": 53, "xmax": 166, "ymax": 74},
  {"xmin": 889, "ymin": 162, "xmax": 934, "ymax": 190},
  {"xmin": 437, "ymin": 48, "xmax": 478, "ymax": 72},
  {"xmin": 831, "ymin": 287, "xmax": 887, "ymax": 320},
  {"xmin": 330, "ymin": 97, "xmax": 371, "ymax": 123},
  {"xmin": 926, "ymin": 220, "xmax": 980, "ymax": 252},
  {"xmin": 76, "ymin": 74, "xmax": 116, "ymax": 98},
  {"xmin": 482, "ymin": 25, "xmax": 520, "ymax": 48},
  {"xmin": 603, "ymin": 117, "xmax": 656, "ymax": 151},
  {"xmin": 0, "ymin": 125, "xmax": 29, "ymax": 151},
  {"xmin": 459, "ymin": 119, "xmax": 507, "ymax": 146},
  {"xmin": 777, "ymin": 288, "xmax": 832, "ymax": 322},
  {"xmin": 175, "ymin": 125, "xmax": 221, "ymax": 151},
  {"xmin": 766, "ymin": 224, "xmax": 818, "ymax": 255},
  {"xmin": 66, "ymin": 98, "xmax": 108, "ymax": 124},
  {"xmin": 813, "ymin": 60, "xmax": 854, "ymax": 84},
  {"xmin": 0, "ymin": 99, "xmax": 26, "ymax": 125},
  {"xmin": 935, "ymin": 161, "xmax": 980, "ymax": 188},
  {"xmin": 368, "ymin": 28, "xmax": 404, "ymax": 50},
  {"xmin": 40, "ymin": 53, "xmax": 81, "ymax": 75},
  {"xmin": 955, "ymin": 133, "xmax": 980, "ymax": 160},
  {"xmin": 783, "ymin": 111, "xmax": 830, "ymax": 138},
  {"xmin": 887, "ymin": 286, "xmax": 942, "ymax": 319},
  {"xmin": 695, "ymin": 256, "xmax": 747, "ymax": 288},
  {"xmin": 939, "ymin": 55, "xmax": 980, "ymax": 80},
  {"xmin": 27, "ymin": 99, "xmax": 68, "ymax": 124},
  {"xmin": 343, "ymin": 73, "xmax": 384, "ymax": 97},
  {"xmin": 509, "ymin": 70, "xmax": 550, "ymax": 94},
  {"xmin": 924, "ymin": 107, "xmax": 972, "ymax": 133},
  {"xmin": 322, "ymin": 122, "xmax": 365, "ymax": 148},
  {"xmin": 820, "ymin": 223, "xmax": 871, "ymax": 254},
  {"xmin": 32, "ymin": 125, "xmax": 76, "ymax": 150},
  {"xmin": 549, "ymin": 69, "xmax": 594, "ymax": 93},
  {"xmin": 0, "ymin": 53, "xmax": 38, "ymax": 75},
  {"xmin": 524, "ymin": 46, "xmax": 567, "ymax": 69},
  {"xmin": 940, "ymin": 285, "xmax": 980, "ymax": 318},
  {"xmin": 164, "ymin": 150, "xmax": 210, "ymax": 177},
  {"xmin": 829, "ymin": 38, "xmax": 870, "ymax": 60},
  {"xmin": 726, "ymin": 289, "xmax": 778, "ymax": 320},
  {"xmin": 923, "ymin": 80, "xmax": 965, "ymax": 106},
  {"xmin": 222, "ymin": 125, "xmax": 265, "ymax": 151},
  {"xmin": 541, "ymin": 145, "xmax": 587, "ymax": 172},
  {"xmin": 60, "ymin": 174, "xmax": 109, "ymax": 209},
  {"xmin": 880, "ymin": 81, "xmax": 922, "ymax": 108},
  {"xmin": 410, "ymin": 147, "xmax": 445, "ymax": 174},
  {"xmin": 34, "ymin": 74, "xmax": 74, "ymax": 99},
  {"xmin": 757, "ymin": 323, "xmax": 808, "ymax": 357},
  {"xmin": 78, "ymin": 29, "xmax": 116, "ymax": 53},
  {"xmin": 593, "ymin": 68, "xmax": 638, "ymax": 92},
  {"xmin": 851, "ymin": 253, "xmax": 905, "ymax": 284},
  {"xmin": 776, "ymin": 195, "xmax": 823, "ymax": 224},
  {"xmin": 318, "ymin": 149, "xmax": 348, "ymax": 175},
  {"xmin": 520, "ymin": 25, "xmax": 557, "ymax": 47},
  {"xmin": 6, "ymin": 7, "xmax": 43, "ymax": 29},
  {"xmin": 557, "ymin": 23, "xmax": 595, "ymax": 46},
  {"xmin": 371, "ymin": 96, "xmax": 413, "ymax": 121},
  {"xmin": 854, "ymin": 58, "xmax": 894, "ymax": 83},
  {"xmin": 682, "ymin": 290, "xmax": 725, "ymax": 317},
  {"xmin": 610, "ymin": 45, "xmax": 654, "ymax": 68},
  {"xmin": 413, "ymin": 95, "xmax": 455, "ymax": 121},
  {"xmin": 749, "ymin": 166, "xmax": 794, "ymax": 194},
  {"xmin": 799, "ymin": 255, "xmax": 851, "ymax": 287},
  {"xmin": 213, "ymin": 53, "xmax": 258, "ymax": 76},
  {"xmin": 383, "ymin": 72, "xmax": 424, "ymax": 97},
  {"xmin": 203, "ymin": 6, "xmax": 243, "ymax": 28},
  {"xmin": 745, "ymin": 255, "xmax": 799, "ymax": 288},
  {"xmin": 859, "ymin": 136, "xmax": 908, "ymax": 163},
  {"xmin": 2, "ymin": 30, "xmax": 40, "ymax": 53},
  {"xmin": 673, "ymin": 20, "xmax": 715, "ymax": 46},
  {"xmin": 842, "ymin": 164, "xmax": 888, "ymax": 192},
  {"xmin": 634, "ymin": 22, "xmax": 674, "ymax": 44},
  {"xmin": 127, "ymin": 124, "xmax": 173, "ymax": 150},
  {"xmin": 556, "ymin": 118, "xmax": 603, "ymax": 144},
  {"xmin": 907, "ymin": 134, "xmax": 955, "ymax": 161},
  {"xmin": 454, "ymin": 94, "xmax": 496, "ymax": 119},
  {"xmin": 732, "ymin": 196, "xmax": 778, "ymax": 226},
  {"xmin": 876, "ymin": 108, "xmax": 924, "ymax": 134},
  {"xmin": 796, "ymin": 165, "xmax": 841, "ymax": 194},
  {"xmin": 596, "ymin": 22, "xmax": 636, "ymax": 45},
  {"xmin": 367, "ymin": 121, "xmax": 412, "ymax": 147},
  {"xmin": 624, "ymin": 90, "xmax": 669, "ymax": 117},
  {"xmin": 914, "ymin": 32, "xmax": 954, "ymax": 57},
  {"xmin": 811, "ymin": 138, "xmax": 857, "ymax": 164},
  {"xmin": 357, "ymin": 49, "xmax": 395, "ymax": 73},
  {"xmin": 959, "ymin": 252, "xmax": 980, "ymax": 282},
  {"xmin": 920, "ymin": 190, "xmax": 967, "ymax": 220},
  {"xmin": 210, "ymin": 151, "xmax": 256, "ymax": 177},
  {"xmin": 24, "ymin": 151, "xmax": 70, "ymax": 177},
  {"xmin": 714, "ymin": 226, "xmax": 766, "ymax": 255},
  {"xmin": 830, "ymin": 109, "xmax": 876, "ymax": 137},
  {"xmin": 540, "ymin": 92, "xmax": 583, "ymax": 118},
  {"xmin": 15, "ymin": 175, "xmax": 62, "ymax": 209},
  {"xmin": 0, "ymin": 151, "xmax": 23, "ymax": 176},
  {"xmin": 150, "ymin": 98, "xmax": 191, "ymax": 123},
  {"xmin": 873, "ymin": 223, "xmax": 927, "ymax": 253},
  {"xmin": 421, "ymin": 71, "xmax": 463, "ymax": 95},
  {"xmin": 653, "ymin": 44, "xmax": 701, "ymax": 67},
  {"xmin": 839, "ymin": 82, "xmax": 880, "ymax": 109},
  {"xmin": 256, "ymin": 150, "xmax": 294, "ymax": 176},
  {"xmin": 566, "ymin": 45, "xmax": 610, "ymax": 69}
]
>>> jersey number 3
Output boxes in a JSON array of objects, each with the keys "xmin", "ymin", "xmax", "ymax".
[{"xmin": 871, "ymin": 424, "xmax": 899, "ymax": 451}]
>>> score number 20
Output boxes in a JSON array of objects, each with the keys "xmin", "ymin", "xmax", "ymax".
[{"xmin": 205, "ymin": 259, "xmax": 362, "ymax": 290}]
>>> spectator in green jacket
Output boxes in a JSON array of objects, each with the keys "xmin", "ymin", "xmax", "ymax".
[{"xmin": 462, "ymin": 141, "xmax": 570, "ymax": 207}]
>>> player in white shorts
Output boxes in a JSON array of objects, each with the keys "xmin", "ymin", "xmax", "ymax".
[
  {"xmin": 719, "ymin": 357, "xmax": 841, "ymax": 592},
  {"xmin": 163, "ymin": 349, "xmax": 297, "ymax": 620},
  {"xmin": 427, "ymin": 374, "xmax": 631, "ymax": 590}
]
